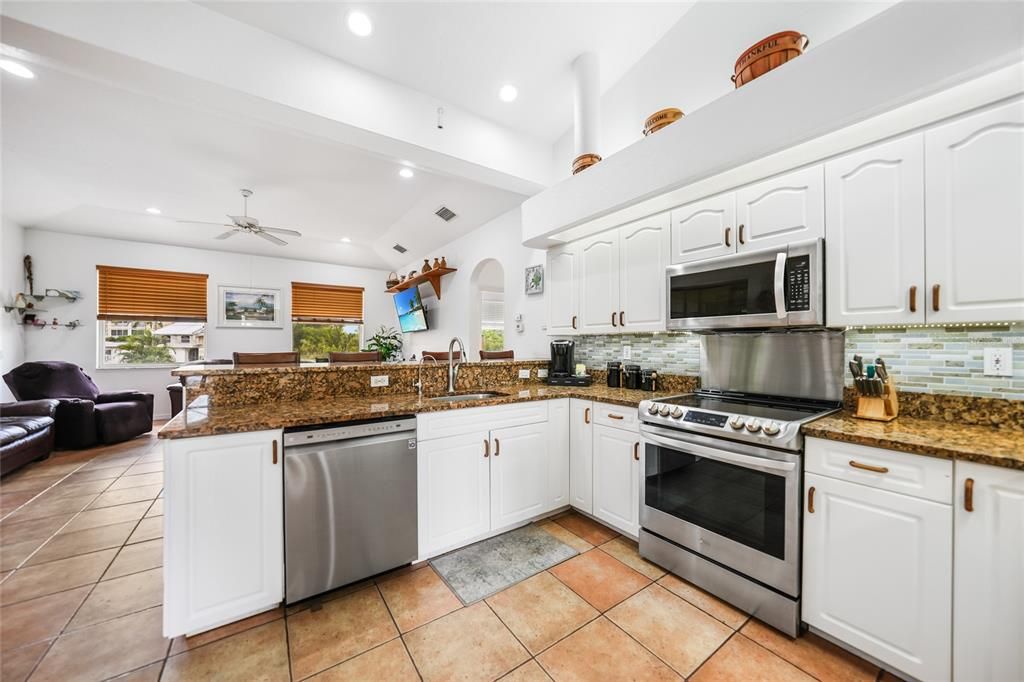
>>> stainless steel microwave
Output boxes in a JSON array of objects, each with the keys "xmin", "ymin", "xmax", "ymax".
[{"xmin": 666, "ymin": 239, "xmax": 824, "ymax": 331}]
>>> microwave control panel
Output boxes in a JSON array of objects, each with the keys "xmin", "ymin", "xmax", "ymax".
[{"xmin": 784, "ymin": 255, "xmax": 811, "ymax": 311}]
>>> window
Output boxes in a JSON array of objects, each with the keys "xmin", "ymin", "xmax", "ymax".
[
  {"xmin": 97, "ymin": 265, "xmax": 208, "ymax": 368},
  {"xmin": 291, "ymin": 281, "xmax": 364, "ymax": 361},
  {"xmin": 481, "ymin": 291, "xmax": 504, "ymax": 352}
]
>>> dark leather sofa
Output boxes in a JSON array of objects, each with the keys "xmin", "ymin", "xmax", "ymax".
[
  {"xmin": 1, "ymin": 399, "xmax": 58, "ymax": 476},
  {"xmin": 3, "ymin": 362, "xmax": 153, "ymax": 450}
]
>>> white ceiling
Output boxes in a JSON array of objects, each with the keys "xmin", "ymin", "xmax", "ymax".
[
  {"xmin": 1, "ymin": 64, "xmax": 526, "ymax": 270},
  {"xmin": 201, "ymin": 1, "xmax": 695, "ymax": 143}
]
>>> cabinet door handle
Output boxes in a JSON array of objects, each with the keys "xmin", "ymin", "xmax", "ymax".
[
  {"xmin": 849, "ymin": 460, "xmax": 889, "ymax": 474},
  {"xmin": 619, "ymin": 311, "xmax": 625, "ymax": 326},
  {"xmin": 738, "ymin": 224, "xmax": 746, "ymax": 244},
  {"xmin": 611, "ymin": 312, "xmax": 618, "ymax": 327},
  {"xmin": 633, "ymin": 442, "xmax": 640, "ymax": 461},
  {"xmin": 584, "ymin": 407, "xmax": 590, "ymax": 424},
  {"xmin": 807, "ymin": 486, "xmax": 815, "ymax": 513},
  {"xmin": 724, "ymin": 226, "xmax": 731, "ymax": 247},
  {"xmin": 483, "ymin": 439, "xmax": 490, "ymax": 458},
  {"xmin": 494, "ymin": 438, "xmax": 500, "ymax": 456},
  {"xmin": 607, "ymin": 413, "xmax": 624, "ymax": 420},
  {"xmin": 932, "ymin": 284, "xmax": 941, "ymax": 312},
  {"xmin": 272, "ymin": 440, "xmax": 278, "ymax": 465},
  {"xmin": 909, "ymin": 285, "xmax": 917, "ymax": 313},
  {"xmin": 964, "ymin": 478, "xmax": 974, "ymax": 512},
  {"xmin": 571, "ymin": 315, "xmax": 577, "ymax": 330}
]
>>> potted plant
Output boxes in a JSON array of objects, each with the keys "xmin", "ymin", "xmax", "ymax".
[{"xmin": 365, "ymin": 326, "xmax": 404, "ymax": 362}]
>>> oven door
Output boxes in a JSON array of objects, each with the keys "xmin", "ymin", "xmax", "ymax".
[
  {"xmin": 640, "ymin": 425, "xmax": 801, "ymax": 596},
  {"xmin": 666, "ymin": 239, "xmax": 823, "ymax": 330}
]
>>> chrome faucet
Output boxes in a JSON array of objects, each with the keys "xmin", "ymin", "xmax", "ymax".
[
  {"xmin": 447, "ymin": 337, "xmax": 465, "ymax": 394},
  {"xmin": 415, "ymin": 355, "xmax": 438, "ymax": 399}
]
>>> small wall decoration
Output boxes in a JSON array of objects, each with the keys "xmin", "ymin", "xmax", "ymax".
[
  {"xmin": 218, "ymin": 285, "xmax": 282, "ymax": 328},
  {"xmin": 525, "ymin": 264, "xmax": 544, "ymax": 295}
]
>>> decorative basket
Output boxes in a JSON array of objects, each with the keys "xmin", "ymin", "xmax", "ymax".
[
  {"xmin": 386, "ymin": 272, "xmax": 400, "ymax": 288},
  {"xmin": 571, "ymin": 153, "xmax": 602, "ymax": 175},
  {"xmin": 732, "ymin": 31, "xmax": 809, "ymax": 88},
  {"xmin": 643, "ymin": 108, "xmax": 684, "ymax": 136}
]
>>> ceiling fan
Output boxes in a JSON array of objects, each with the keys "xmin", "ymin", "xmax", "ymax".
[{"xmin": 177, "ymin": 189, "xmax": 302, "ymax": 246}]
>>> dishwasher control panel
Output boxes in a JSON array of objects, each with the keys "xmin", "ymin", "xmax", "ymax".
[{"xmin": 283, "ymin": 416, "xmax": 417, "ymax": 446}]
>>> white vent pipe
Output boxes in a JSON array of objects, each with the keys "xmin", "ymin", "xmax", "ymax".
[{"xmin": 572, "ymin": 52, "xmax": 600, "ymax": 158}]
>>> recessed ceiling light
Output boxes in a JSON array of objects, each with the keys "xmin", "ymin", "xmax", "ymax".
[
  {"xmin": 498, "ymin": 84, "xmax": 518, "ymax": 102},
  {"xmin": 347, "ymin": 11, "xmax": 372, "ymax": 37},
  {"xmin": 341, "ymin": 237, "xmax": 352, "ymax": 243},
  {"xmin": 145, "ymin": 207, "xmax": 162, "ymax": 215},
  {"xmin": 399, "ymin": 168, "xmax": 414, "ymax": 179},
  {"xmin": 0, "ymin": 60, "xmax": 35, "ymax": 79}
]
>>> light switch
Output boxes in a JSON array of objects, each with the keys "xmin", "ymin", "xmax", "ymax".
[
  {"xmin": 622, "ymin": 345, "xmax": 632, "ymax": 360},
  {"xmin": 518, "ymin": 369, "xmax": 531, "ymax": 379},
  {"xmin": 983, "ymin": 347, "xmax": 1012, "ymax": 377}
]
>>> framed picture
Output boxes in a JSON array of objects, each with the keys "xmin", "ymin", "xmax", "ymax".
[
  {"xmin": 525, "ymin": 264, "xmax": 544, "ymax": 295},
  {"xmin": 218, "ymin": 285, "xmax": 282, "ymax": 328}
]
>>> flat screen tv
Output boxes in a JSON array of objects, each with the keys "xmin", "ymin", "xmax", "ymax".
[{"xmin": 394, "ymin": 286, "xmax": 428, "ymax": 333}]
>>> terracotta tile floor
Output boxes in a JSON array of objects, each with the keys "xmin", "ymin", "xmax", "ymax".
[{"xmin": 0, "ymin": 435, "xmax": 891, "ymax": 681}]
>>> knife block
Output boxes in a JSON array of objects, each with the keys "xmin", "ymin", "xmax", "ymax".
[{"xmin": 853, "ymin": 377, "xmax": 899, "ymax": 422}]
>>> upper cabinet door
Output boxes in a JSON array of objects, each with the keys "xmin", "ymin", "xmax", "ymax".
[
  {"xmin": 925, "ymin": 99, "xmax": 1024, "ymax": 323},
  {"xmin": 736, "ymin": 165, "xmax": 824, "ymax": 252},
  {"xmin": 546, "ymin": 243, "xmax": 579, "ymax": 335},
  {"xmin": 618, "ymin": 213, "xmax": 670, "ymax": 332},
  {"xmin": 670, "ymin": 192, "xmax": 735, "ymax": 264},
  {"xmin": 826, "ymin": 136, "xmax": 926, "ymax": 326},
  {"xmin": 578, "ymin": 231, "xmax": 620, "ymax": 334}
]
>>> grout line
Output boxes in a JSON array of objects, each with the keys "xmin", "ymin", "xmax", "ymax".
[
  {"xmin": 367, "ymin": 572, "xmax": 425, "ymax": 681},
  {"xmin": 688, "ymin": 628, "xmax": 740, "ymax": 679}
]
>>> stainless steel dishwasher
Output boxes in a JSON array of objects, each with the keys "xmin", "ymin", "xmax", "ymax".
[{"xmin": 283, "ymin": 416, "xmax": 417, "ymax": 604}]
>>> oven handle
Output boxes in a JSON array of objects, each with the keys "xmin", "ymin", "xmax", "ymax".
[
  {"xmin": 773, "ymin": 251, "xmax": 788, "ymax": 320},
  {"xmin": 641, "ymin": 430, "xmax": 797, "ymax": 474}
]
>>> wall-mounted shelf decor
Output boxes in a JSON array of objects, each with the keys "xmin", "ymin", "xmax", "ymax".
[
  {"xmin": 22, "ymin": 318, "xmax": 81, "ymax": 329},
  {"xmin": 385, "ymin": 267, "xmax": 457, "ymax": 299}
]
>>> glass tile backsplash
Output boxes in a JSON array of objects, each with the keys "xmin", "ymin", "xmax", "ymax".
[{"xmin": 571, "ymin": 324, "xmax": 1024, "ymax": 399}]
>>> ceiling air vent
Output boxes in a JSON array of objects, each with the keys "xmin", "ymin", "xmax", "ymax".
[
  {"xmin": 434, "ymin": 206, "xmax": 457, "ymax": 222},
  {"xmin": 392, "ymin": 244, "xmax": 408, "ymax": 254}
]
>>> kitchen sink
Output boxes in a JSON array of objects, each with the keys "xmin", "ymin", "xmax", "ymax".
[{"xmin": 427, "ymin": 391, "xmax": 508, "ymax": 402}]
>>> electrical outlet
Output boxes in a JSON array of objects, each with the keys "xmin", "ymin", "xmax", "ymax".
[
  {"xmin": 983, "ymin": 347, "xmax": 1013, "ymax": 377},
  {"xmin": 370, "ymin": 375, "xmax": 390, "ymax": 387},
  {"xmin": 622, "ymin": 345, "xmax": 632, "ymax": 360},
  {"xmin": 537, "ymin": 368, "xmax": 548, "ymax": 378},
  {"xmin": 518, "ymin": 368, "xmax": 531, "ymax": 379}
]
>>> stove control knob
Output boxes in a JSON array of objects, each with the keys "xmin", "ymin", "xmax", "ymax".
[
  {"xmin": 762, "ymin": 421, "xmax": 781, "ymax": 436},
  {"xmin": 658, "ymin": 405, "xmax": 671, "ymax": 417},
  {"xmin": 671, "ymin": 407, "xmax": 684, "ymax": 419},
  {"xmin": 728, "ymin": 416, "xmax": 745, "ymax": 430},
  {"xmin": 745, "ymin": 419, "xmax": 763, "ymax": 433},
  {"xmin": 647, "ymin": 403, "xmax": 660, "ymax": 415}
]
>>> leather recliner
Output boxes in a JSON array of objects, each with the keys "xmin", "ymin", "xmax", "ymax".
[
  {"xmin": 3, "ymin": 362, "xmax": 153, "ymax": 449},
  {"xmin": 1, "ymin": 399, "xmax": 58, "ymax": 475}
]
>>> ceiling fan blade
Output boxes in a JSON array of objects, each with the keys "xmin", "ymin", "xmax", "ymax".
[
  {"xmin": 214, "ymin": 230, "xmax": 238, "ymax": 240},
  {"xmin": 177, "ymin": 220, "xmax": 235, "ymax": 227},
  {"xmin": 258, "ymin": 226, "xmax": 303, "ymax": 237},
  {"xmin": 255, "ymin": 231, "xmax": 288, "ymax": 246},
  {"xmin": 228, "ymin": 214, "xmax": 258, "ymax": 228}
]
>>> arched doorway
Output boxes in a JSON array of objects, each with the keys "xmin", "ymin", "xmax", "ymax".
[{"xmin": 467, "ymin": 259, "xmax": 505, "ymax": 360}]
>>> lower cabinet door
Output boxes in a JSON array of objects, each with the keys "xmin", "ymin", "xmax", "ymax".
[
  {"xmin": 163, "ymin": 430, "xmax": 284, "ymax": 638},
  {"xmin": 592, "ymin": 424, "xmax": 640, "ymax": 536},
  {"xmin": 954, "ymin": 461, "xmax": 1024, "ymax": 682},
  {"xmin": 569, "ymin": 399, "xmax": 594, "ymax": 513},
  {"xmin": 418, "ymin": 431, "xmax": 491, "ymax": 558},
  {"xmin": 546, "ymin": 399, "xmax": 570, "ymax": 511},
  {"xmin": 491, "ymin": 422, "xmax": 550, "ymax": 530},
  {"xmin": 802, "ymin": 473, "xmax": 951, "ymax": 682}
]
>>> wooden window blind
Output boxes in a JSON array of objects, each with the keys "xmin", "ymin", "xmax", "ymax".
[
  {"xmin": 291, "ymin": 282, "xmax": 364, "ymax": 323},
  {"xmin": 96, "ymin": 265, "xmax": 208, "ymax": 321}
]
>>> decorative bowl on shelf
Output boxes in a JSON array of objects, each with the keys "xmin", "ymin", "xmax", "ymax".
[
  {"xmin": 386, "ymin": 272, "xmax": 401, "ymax": 288},
  {"xmin": 732, "ymin": 31, "xmax": 808, "ymax": 88},
  {"xmin": 643, "ymin": 108, "xmax": 684, "ymax": 136},
  {"xmin": 571, "ymin": 153, "xmax": 602, "ymax": 175}
]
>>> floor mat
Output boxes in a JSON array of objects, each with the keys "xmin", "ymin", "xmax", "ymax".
[{"xmin": 430, "ymin": 524, "xmax": 579, "ymax": 604}]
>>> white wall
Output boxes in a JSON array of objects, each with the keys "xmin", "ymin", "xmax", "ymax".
[
  {"xmin": 400, "ymin": 208, "xmax": 548, "ymax": 361},
  {"xmin": 1, "ymin": 219, "xmax": 26, "ymax": 401},
  {"xmin": 22, "ymin": 229, "xmax": 393, "ymax": 417}
]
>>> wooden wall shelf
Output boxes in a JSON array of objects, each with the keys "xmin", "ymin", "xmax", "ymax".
[{"xmin": 386, "ymin": 267, "xmax": 457, "ymax": 299}]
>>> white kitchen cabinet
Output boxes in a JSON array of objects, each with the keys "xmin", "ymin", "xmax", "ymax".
[
  {"xmin": 592, "ymin": 423, "xmax": 640, "ymax": 537},
  {"xmin": 954, "ymin": 461, "xmax": 1024, "ymax": 682},
  {"xmin": 825, "ymin": 135, "xmax": 926, "ymax": 326},
  {"xmin": 670, "ymin": 192, "xmax": 736, "ymax": 264},
  {"xmin": 490, "ymin": 422, "xmax": 550, "ymax": 530},
  {"xmin": 417, "ymin": 431, "xmax": 491, "ymax": 558},
  {"xmin": 578, "ymin": 231, "xmax": 620, "ymax": 334},
  {"xmin": 618, "ymin": 214, "xmax": 670, "ymax": 331},
  {"xmin": 569, "ymin": 399, "xmax": 594, "ymax": 513},
  {"xmin": 163, "ymin": 430, "xmax": 283, "ymax": 638},
  {"xmin": 546, "ymin": 399, "xmax": 570, "ymax": 511},
  {"xmin": 735, "ymin": 165, "xmax": 824, "ymax": 252},
  {"xmin": 546, "ymin": 243, "xmax": 580, "ymax": 335},
  {"xmin": 925, "ymin": 98, "xmax": 1024, "ymax": 323},
  {"xmin": 802, "ymin": 472, "xmax": 952, "ymax": 682}
]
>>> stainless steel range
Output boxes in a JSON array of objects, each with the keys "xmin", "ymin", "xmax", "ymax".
[{"xmin": 638, "ymin": 331, "xmax": 844, "ymax": 636}]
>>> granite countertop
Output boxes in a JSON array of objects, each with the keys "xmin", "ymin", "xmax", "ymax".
[
  {"xmin": 159, "ymin": 384, "xmax": 672, "ymax": 439},
  {"xmin": 172, "ymin": 358, "xmax": 548, "ymax": 377},
  {"xmin": 803, "ymin": 413, "xmax": 1024, "ymax": 470}
]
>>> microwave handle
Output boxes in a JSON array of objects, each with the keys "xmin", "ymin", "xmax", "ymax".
[{"xmin": 773, "ymin": 252, "xmax": 788, "ymax": 319}]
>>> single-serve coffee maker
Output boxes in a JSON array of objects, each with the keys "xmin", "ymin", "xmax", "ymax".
[{"xmin": 547, "ymin": 340, "xmax": 592, "ymax": 386}]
